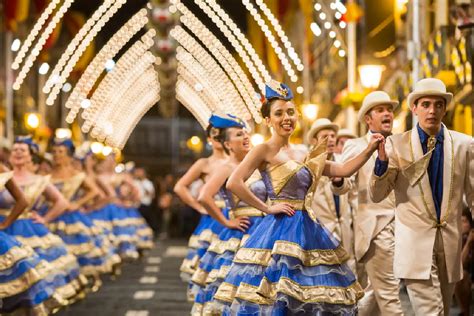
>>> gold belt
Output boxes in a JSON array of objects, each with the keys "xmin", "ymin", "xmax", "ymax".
[
  {"xmin": 269, "ymin": 199, "xmax": 305, "ymax": 210},
  {"xmin": 230, "ymin": 207, "xmax": 265, "ymax": 219},
  {"xmin": 0, "ymin": 209, "xmax": 33, "ymax": 219}
]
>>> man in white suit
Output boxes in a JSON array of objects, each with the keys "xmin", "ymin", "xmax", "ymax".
[
  {"xmin": 308, "ymin": 119, "xmax": 355, "ymax": 269},
  {"xmin": 332, "ymin": 91, "xmax": 404, "ymax": 315},
  {"xmin": 370, "ymin": 78, "xmax": 474, "ymax": 315}
]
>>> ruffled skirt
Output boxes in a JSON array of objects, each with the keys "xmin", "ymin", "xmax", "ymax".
[
  {"xmin": 49, "ymin": 210, "xmax": 115, "ymax": 275},
  {"xmin": 0, "ymin": 231, "xmax": 53, "ymax": 315},
  {"xmin": 0, "ymin": 215, "xmax": 84, "ymax": 302},
  {"xmin": 180, "ymin": 214, "xmax": 213, "ymax": 281},
  {"xmin": 125, "ymin": 207, "xmax": 154, "ymax": 250},
  {"xmin": 213, "ymin": 211, "xmax": 364, "ymax": 315}
]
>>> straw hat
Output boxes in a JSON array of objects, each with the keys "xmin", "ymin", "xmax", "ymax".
[
  {"xmin": 306, "ymin": 118, "xmax": 339, "ymax": 143},
  {"xmin": 406, "ymin": 78, "xmax": 452, "ymax": 108},
  {"xmin": 358, "ymin": 91, "xmax": 399, "ymax": 123}
]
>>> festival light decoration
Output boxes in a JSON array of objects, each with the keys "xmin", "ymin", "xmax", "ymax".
[
  {"xmin": 43, "ymin": 0, "xmax": 117, "ymax": 93},
  {"xmin": 45, "ymin": 0, "xmax": 128, "ymax": 105},
  {"xmin": 13, "ymin": 0, "xmax": 75, "ymax": 90}
]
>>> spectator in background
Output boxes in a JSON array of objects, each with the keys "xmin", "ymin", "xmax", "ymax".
[
  {"xmin": 455, "ymin": 208, "xmax": 473, "ymax": 316},
  {"xmin": 156, "ymin": 173, "xmax": 177, "ymax": 240},
  {"xmin": 134, "ymin": 168, "xmax": 157, "ymax": 236}
]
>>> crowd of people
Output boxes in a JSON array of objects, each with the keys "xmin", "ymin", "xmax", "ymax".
[
  {"xmin": 176, "ymin": 78, "xmax": 473, "ymax": 315},
  {"xmin": 0, "ymin": 136, "xmax": 154, "ymax": 315}
]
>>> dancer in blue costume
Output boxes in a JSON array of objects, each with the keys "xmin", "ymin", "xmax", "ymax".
[
  {"xmin": 190, "ymin": 115, "xmax": 267, "ymax": 315},
  {"xmin": 218, "ymin": 81, "xmax": 386, "ymax": 315},
  {"xmin": 116, "ymin": 169, "xmax": 154, "ymax": 252},
  {"xmin": 174, "ymin": 119, "xmax": 227, "ymax": 285},
  {"xmin": 49, "ymin": 138, "xmax": 113, "ymax": 290},
  {"xmin": 0, "ymin": 136, "xmax": 85, "ymax": 305},
  {"xmin": 0, "ymin": 166, "xmax": 56, "ymax": 315}
]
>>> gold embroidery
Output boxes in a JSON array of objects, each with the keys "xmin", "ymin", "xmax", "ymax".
[
  {"xmin": 191, "ymin": 267, "xmax": 209, "ymax": 286},
  {"xmin": 0, "ymin": 260, "xmax": 51, "ymax": 297},
  {"xmin": 230, "ymin": 207, "xmax": 265, "ymax": 219},
  {"xmin": 268, "ymin": 161, "xmax": 304, "ymax": 196},
  {"xmin": 214, "ymin": 282, "xmax": 238, "ymax": 303},
  {"xmin": 234, "ymin": 282, "xmax": 273, "ymax": 305},
  {"xmin": 0, "ymin": 244, "xmax": 36, "ymax": 270},
  {"xmin": 257, "ymin": 276, "xmax": 364, "ymax": 305},
  {"xmin": 208, "ymin": 237, "xmax": 242, "ymax": 254},
  {"xmin": 234, "ymin": 241, "xmax": 349, "ymax": 266}
]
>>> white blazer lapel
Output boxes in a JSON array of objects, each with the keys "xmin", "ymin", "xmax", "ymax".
[
  {"xmin": 410, "ymin": 127, "xmax": 438, "ymax": 221},
  {"xmin": 440, "ymin": 126, "xmax": 453, "ymax": 222}
]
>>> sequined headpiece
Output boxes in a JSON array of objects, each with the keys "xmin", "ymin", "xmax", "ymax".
[
  {"xmin": 264, "ymin": 80, "xmax": 294, "ymax": 101},
  {"xmin": 208, "ymin": 113, "xmax": 246, "ymax": 129},
  {"xmin": 14, "ymin": 135, "xmax": 39, "ymax": 154}
]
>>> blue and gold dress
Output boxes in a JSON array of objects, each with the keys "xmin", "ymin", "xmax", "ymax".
[
  {"xmin": 190, "ymin": 194, "xmax": 229, "ymax": 308},
  {"xmin": 50, "ymin": 172, "xmax": 113, "ymax": 275},
  {"xmin": 0, "ymin": 171, "xmax": 54, "ymax": 315},
  {"xmin": 198, "ymin": 172, "xmax": 267, "ymax": 315},
  {"xmin": 217, "ymin": 154, "xmax": 364, "ymax": 315},
  {"xmin": 0, "ymin": 174, "xmax": 84, "ymax": 303}
]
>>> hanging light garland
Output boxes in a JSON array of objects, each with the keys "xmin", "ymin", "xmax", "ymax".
[
  {"xmin": 13, "ymin": 0, "xmax": 75, "ymax": 90},
  {"xmin": 65, "ymin": 9, "xmax": 150, "ymax": 123},
  {"xmin": 12, "ymin": 0, "xmax": 62, "ymax": 70},
  {"xmin": 174, "ymin": 3, "xmax": 262, "ymax": 122},
  {"xmin": 252, "ymin": 0, "xmax": 303, "ymax": 71},
  {"xmin": 43, "ymin": 0, "xmax": 118, "ymax": 93},
  {"xmin": 241, "ymin": 0, "xmax": 297, "ymax": 82},
  {"xmin": 45, "ymin": 0, "xmax": 129, "ymax": 105},
  {"xmin": 171, "ymin": 28, "xmax": 244, "ymax": 112}
]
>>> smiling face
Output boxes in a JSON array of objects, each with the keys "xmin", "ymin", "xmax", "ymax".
[
  {"xmin": 265, "ymin": 99, "xmax": 298, "ymax": 137},
  {"xmin": 52, "ymin": 145, "xmax": 71, "ymax": 165},
  {"xmin": 412, "ymin": 96, "xmax": 446, "ymax": 134},
  {"xmin": 365, "ymin": 104, "xmax": 394, "ymax": 136},
  {"xmin": 312, "ymin": 128, "xmax": 337, "ymax": 153},
  {"xmin": 223, "ymin": 127, "xmax": 250, "ymax": 156},
  {"xmin": 9, "ymin": 143, "xmax": 32, "ymax": 167}
]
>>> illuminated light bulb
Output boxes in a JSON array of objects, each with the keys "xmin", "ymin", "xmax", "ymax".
[
  {"xmin": 55, "ymin": 128, "xmax": 72, "ymax": 139},
  {"xmin": 324, "ymin": 22, "xmax": 331, "ymax": 29},
  {"xmin": 11, "ymin": 39, "xmax": 21, "ymax": 52},
  {"xmin": 302, "ymin": 103, "xmax": 318, "ymax": 120},
  {"xmin": 62, "ymin": 82, "xmax": 72, "ymax": 92},
  {"xmin": 335, "ymin": 12, "xmax": 342, "ymax": 19},
  {"xmin": 101, "ymin": 145, "xmax": 113, "ymax": 156},
  {"xmin": 319, "ymin": 12, "xmax": 326, "ymax": 20},
  {"xmin": 297, "ymin": 64, "xmax": 304, "ymax": 71},
  {"xmin": 335, "ymin": 1, "xmax": 347, "ymax": 14},
  {"xmin": 329, "ymin": 31, "xmax": 336, "ymax": 38},
  {"xmin": 310, "ymin": 22, "xmax": 322, "ymax": 36},
  {"xmin": 330, "ymin": 2, "xmax": 336, "ymax": 10},
  {"xmin": 334, "ymin": 40, "xmax": 341, "ymax": 48},
  {"xmin": 314, "ymin": 3, "xmax": 322, "ymax": 11},
  {"xmin": 296, "ymin": 86, "xmax": 304, "ymax": 94},
  {"xmin": 81, "ymin": 98, "xmax": 91, "ymax": 109},
  {"xmin": 38, "ymin": 62, "xmax": 50, "ymax": 75},
  {"xmin": 25, "ymin": 113, "xmax": 40, "ymax": 129},
  {"xmin": 104, "ymin": 59, "xmax": 115, "ymax": 71},
  {"xmin": 339, "ymin": 21, "xmax": 347, "ymax": 28},
  {"xmin": 338, "ymin": 49, "xmax": 346, "ymax": 57}
]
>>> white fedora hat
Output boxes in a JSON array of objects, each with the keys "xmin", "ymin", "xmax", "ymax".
[
  {"xmin": 358, "ymin": 91, "xmax": 399, "ymax": 123},
  {"xmin": 337, "ymin": 128, "xmax": 357, "ymax": 139},
  {"xmin": 407, "ymin": 78, "xmax": 453, "ymax": 108},
  {"xmin": 307, "ymin": 118, "xmax": 339, "ymax": 143}
]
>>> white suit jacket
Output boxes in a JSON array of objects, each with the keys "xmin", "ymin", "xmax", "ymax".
[
  {"xmin": 332, "ymin": 133, "xmax": 396, "ymax": 261},
  {"xmin": 370, "ymin": 125, "xmax": 474, "ymax": 282}
]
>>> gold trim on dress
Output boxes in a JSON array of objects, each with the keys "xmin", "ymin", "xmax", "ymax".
[
  {"xmin": 0, "ymin": 259, "xmax": 51, "ymax": 297},
  {"xmin": 207, "ymin": 237, "xmax": 242, "ymax": 254},
  {"xmin": 0, "ymin": 244, "xmax": 36, "ymax": 270},
  {"xmin": 191, "ymin": 267, "xmax": 209, "ymax": 286},
  {"xmin": 257, "ymin": 276, "xmax": 364, "ymax": 305},
  {"xmin": 230, "ymin": 207, "xmax": 265, "ymax": 219},
  {"xmin": 234, "ymin": 282, "xmax": 273, "ymax": 305},
  {"xmin": 234, "ymin": 240, "xmax": 349, "ymax": 267},
  {"xmin": 52, "ymin": 172, "xmax": 86, "ymax": 201}
]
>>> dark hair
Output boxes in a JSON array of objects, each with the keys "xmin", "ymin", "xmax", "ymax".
[
  {"xmin": 260, "ymin": 98, "xmax": 280, "ymax": 118},
  {"xmin": 206, "ymin": 125, "xmax": 222, "ymax": 139},
  {"xmin": 13, "ymin": 140, "xmax": 38, "ymax": 160},
  {"xmin": 462, "ymin": 208, "xmax": 473, "ymax": 228},
  {"xmin": 54, "ymin": 143, "xmax": 75, "ymax": 157}
]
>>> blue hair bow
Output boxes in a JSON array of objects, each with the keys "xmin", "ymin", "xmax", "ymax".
[{"xmin": 53, "ymin": 138, "xmax": 75, "ymax": 153}]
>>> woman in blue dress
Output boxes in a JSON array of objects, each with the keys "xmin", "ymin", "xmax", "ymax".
[
  {"xmin": 0, "ymin": 136, "xmax": 85, "ymax": 305},
  {"xmin": 0, "ymin": 165, "xmax": 55, "ymax": 315},
  {"xmin": 174, "ymin": 119, "xmax": 228, "ymax": 284},
  {"xmin": 219, "ymin": 81, "xmax": 385, "ymax": 315},
  {"xmin": 49, "ymin": 138, "xmax": 113, "ymax": 290},
  {"xmin": 190, "ymin": 114, "xmax": 267, "ymax": 315}
]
